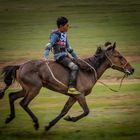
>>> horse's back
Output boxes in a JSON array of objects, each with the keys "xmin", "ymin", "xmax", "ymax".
[
  {"xmin": 18, "ymin": 59, "xmax": 90, "ymax": 83},
  {"xmin": 17, "ymin": 59, "xmax": 94, "ymax": 94},
  {"xmin": 19, "ymin": 59, "xmax": 69, "ymax": 84}
]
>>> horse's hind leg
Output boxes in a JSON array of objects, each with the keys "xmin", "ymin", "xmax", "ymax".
[
  {"xmin": 5, "ymin": 89, "xmax": 26, "ymax": 124},
  {"xmin": 19, "ymin": 87, "xmax": 41, "ymax": 130},
  {"xmin": 45, "ymin": 96, "xmax": 77, "ymax": 132},
  {"xmin": 0, "ymin": 85, "xmax": 9, "ymax": 99}
]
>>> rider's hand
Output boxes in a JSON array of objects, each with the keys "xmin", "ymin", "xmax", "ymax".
[
  {"xmin": 75, "ymin": 56, "xmax": 80, "ymax": 60},
  {"xmin": 43, "ymin": 57, "xmax": 48, "ymax": 62}
]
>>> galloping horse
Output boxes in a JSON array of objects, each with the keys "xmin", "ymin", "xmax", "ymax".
[{"xmin": 0, "ymin": 42, "xmax": 134, "ymax": 132}]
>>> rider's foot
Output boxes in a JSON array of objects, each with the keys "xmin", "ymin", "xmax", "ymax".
[{"xmin": 67, "ymin": 87, "xmax": 81, "ymax": 95}]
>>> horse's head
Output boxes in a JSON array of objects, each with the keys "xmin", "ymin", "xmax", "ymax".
[{"xmin": 96, "ymin": 42, "xmax": 134, "ymax": 75}]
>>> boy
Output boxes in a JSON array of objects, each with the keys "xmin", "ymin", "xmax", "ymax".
[{"xmin": 44, "ymin": 16, "xmax": 80, "ymax": 95}]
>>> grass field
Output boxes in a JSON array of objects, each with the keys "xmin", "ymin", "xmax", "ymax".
[
  {"xmin": 0, "ymin": 83, "xmax": 140, "ymax": 140},
  {"xmin": 0, "ymin": 0, "xmax": 140, "ymax": 60},
  {"xmin": 0, "ymin": 0, "xmax": 140, "ymax": 140}
]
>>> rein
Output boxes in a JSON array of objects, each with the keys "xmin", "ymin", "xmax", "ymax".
[
  {"xmin": 46, "ymin": 61, "xmax": 67, "ymax": 88},
  {"xmin": 97, "ymin": 74, "xmax": 126, "ymax": 92},
  {"xmin": 79, "ymin": 58, "xmax": 98, "ymax": 80}
]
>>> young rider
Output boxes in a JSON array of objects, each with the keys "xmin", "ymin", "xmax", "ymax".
[{"xmin": 44, "ymin": 16, "xmax": 80, "ymax": 95}]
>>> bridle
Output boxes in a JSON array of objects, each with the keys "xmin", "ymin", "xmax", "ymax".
[
  {"xmin": 99, "ymin": 51, "xmax": 129, "ymax": 92},
  {"xmin": 104, "ymin": 52, "xmax": 129, "ymax": 72},
  {"xmin": 79, "ymin": 50, "xmax": 129, "ymax": 92}
]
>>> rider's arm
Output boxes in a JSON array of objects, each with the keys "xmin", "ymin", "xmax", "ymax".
[
  {"xmin": 66, "ymin": 39, "xmax": 78, "ymax": 58},
  {"xmin": 44, "ymin": 33, "xmax": 59, "ymax": 59}
]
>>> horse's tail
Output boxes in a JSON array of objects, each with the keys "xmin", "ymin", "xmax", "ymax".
[{"xmin": 0, "ymin": 65, "xmax": 20, "ymax": 99}]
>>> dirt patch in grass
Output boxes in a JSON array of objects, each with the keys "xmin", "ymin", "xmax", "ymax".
[
  {"xmin": 0, "ymin": 59, "xmax": 28, "ymax": 69},
  {"xmin": 97, "ymin": 78, "xmax": 140, "ymax": 85},
  {"xmin": 125, "ymin": 56, "xmax": 140, "ymax": 62}
]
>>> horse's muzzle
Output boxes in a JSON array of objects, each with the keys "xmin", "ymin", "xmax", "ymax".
[{"xmin": 125, "ymin": 68, "xmax": 134, "ymax": 75}]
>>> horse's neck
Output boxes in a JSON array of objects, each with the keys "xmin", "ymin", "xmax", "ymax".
[
  {"xmin": 96, "ymin": 61, "xmax": 109, "ymax": 79},
  {"xmin": 84, "ymin": 55, "xmax": 109, "ymax": 81}
]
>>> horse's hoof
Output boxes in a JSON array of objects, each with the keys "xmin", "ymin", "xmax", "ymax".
[
  {"xmin": 64, "ymin": 115, "xmax": 77, "ymax": 122},
  {"xmin": 34, "ymin": 123, "xmax": 39, "ymax": 130},
  {"xmin": 63, "ymin": 115, "xmax": 72, "ymax": 121},
  {"xmin": 45, "ymin": 125, "xmax": 51, "ymax": 132},
  {"xmin": 5, "ymin": 115, "xmax": 14, "ymax": 124}
]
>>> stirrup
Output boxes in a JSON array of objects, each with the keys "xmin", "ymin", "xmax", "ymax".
[{"xmin": 67, "ymin": 87, "xmax": 81, "ymax": 95}]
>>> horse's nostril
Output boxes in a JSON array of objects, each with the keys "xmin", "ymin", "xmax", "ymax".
[{"xmin": 132, "ymin": 68, "xmax": 135, "ymax": 73}]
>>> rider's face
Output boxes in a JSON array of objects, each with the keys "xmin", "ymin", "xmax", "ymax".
[{"xmin": 59, "ymin": 23, "xmax": 69, "ymax": 32}]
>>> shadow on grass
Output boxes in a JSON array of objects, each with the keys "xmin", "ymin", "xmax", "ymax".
[{"xmin": 0, "ymin": 126, "xmax": 140, "ymax": 140}]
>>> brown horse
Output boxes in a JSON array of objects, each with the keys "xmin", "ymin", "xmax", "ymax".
[{"xmin": 0, "ymin": 42, "xmax": 134, "ymax": 132}]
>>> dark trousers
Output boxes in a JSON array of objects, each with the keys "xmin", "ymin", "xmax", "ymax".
[{"xmin": 57, "ymin": 56, "xmax": 79, "ymax": 87}]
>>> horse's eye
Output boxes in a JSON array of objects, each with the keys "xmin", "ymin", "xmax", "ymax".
[{"xmin": 119, "ymin": 56, "xmax": 123, "ymax": 59}]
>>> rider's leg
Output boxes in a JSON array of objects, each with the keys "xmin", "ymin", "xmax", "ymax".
[{"xmin": 57, "ymin": 56, "xmax": 80, "ymax": 94}]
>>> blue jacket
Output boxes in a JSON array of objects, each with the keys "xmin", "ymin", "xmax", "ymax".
[{"xmin": 44, "ymin": 31, "xmax": 78, "ymax": 60}]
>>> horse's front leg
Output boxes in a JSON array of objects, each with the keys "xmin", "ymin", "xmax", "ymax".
[
  {"xmin": 64, "ymin": 94, "xmax": 89, "ymax": 122},
  {"xmin": 45, "ymin": 96, "xmax": 76, "ymax": 132}
]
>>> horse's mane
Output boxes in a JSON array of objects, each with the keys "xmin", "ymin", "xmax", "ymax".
[
  {"xmin": 73, "ymin": 47, "xmax": 106, "ymax": 72},
  {"xmin": 84, "ymin": 56, "xmax": 105, "ymax": 71},
  {"xmin": 83, "ymin": 42, "xmax": 113, "ymax": 71}
]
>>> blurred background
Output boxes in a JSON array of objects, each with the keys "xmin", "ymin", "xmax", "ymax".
[{"xmin": 0, "ymin": 0, "xmax": 140, "ymax": 140}]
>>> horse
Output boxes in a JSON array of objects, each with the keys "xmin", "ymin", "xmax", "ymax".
[{"xmin": 0, "ymin": 42, "xmax": 134, "ymax": 132}]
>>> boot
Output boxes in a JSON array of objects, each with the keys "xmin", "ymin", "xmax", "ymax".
[
  {"xmin": 67, "ymin": 70, "xmax": 80, "ymax": 95},
  {"xmin": 67, "ymin": 87, "xmax": 81, "ymax": 94}
]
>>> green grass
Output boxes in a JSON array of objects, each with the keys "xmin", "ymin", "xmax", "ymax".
[
  {"xmin": 0, "ymin": 83, "xmax": 140, "ymax": 140},
  {"xmin": 0, "ymin": 1, "xmax": 140, "ymax": 139},
  {"xmin": 0, "ymin": 0, "xmax": 140, "ymax": 60}
]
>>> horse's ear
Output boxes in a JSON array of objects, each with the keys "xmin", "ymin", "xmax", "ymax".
[
  {"xmin": 112, "ymin": 42, "xmax": 116, "ymax": 50},
  {"xmin": 96, "ymin": 47, "xmax": 102, "ymax": 54},
  {"xmin": 105, "ymin": 41, "xmax": 112, "ymax": 47}
]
